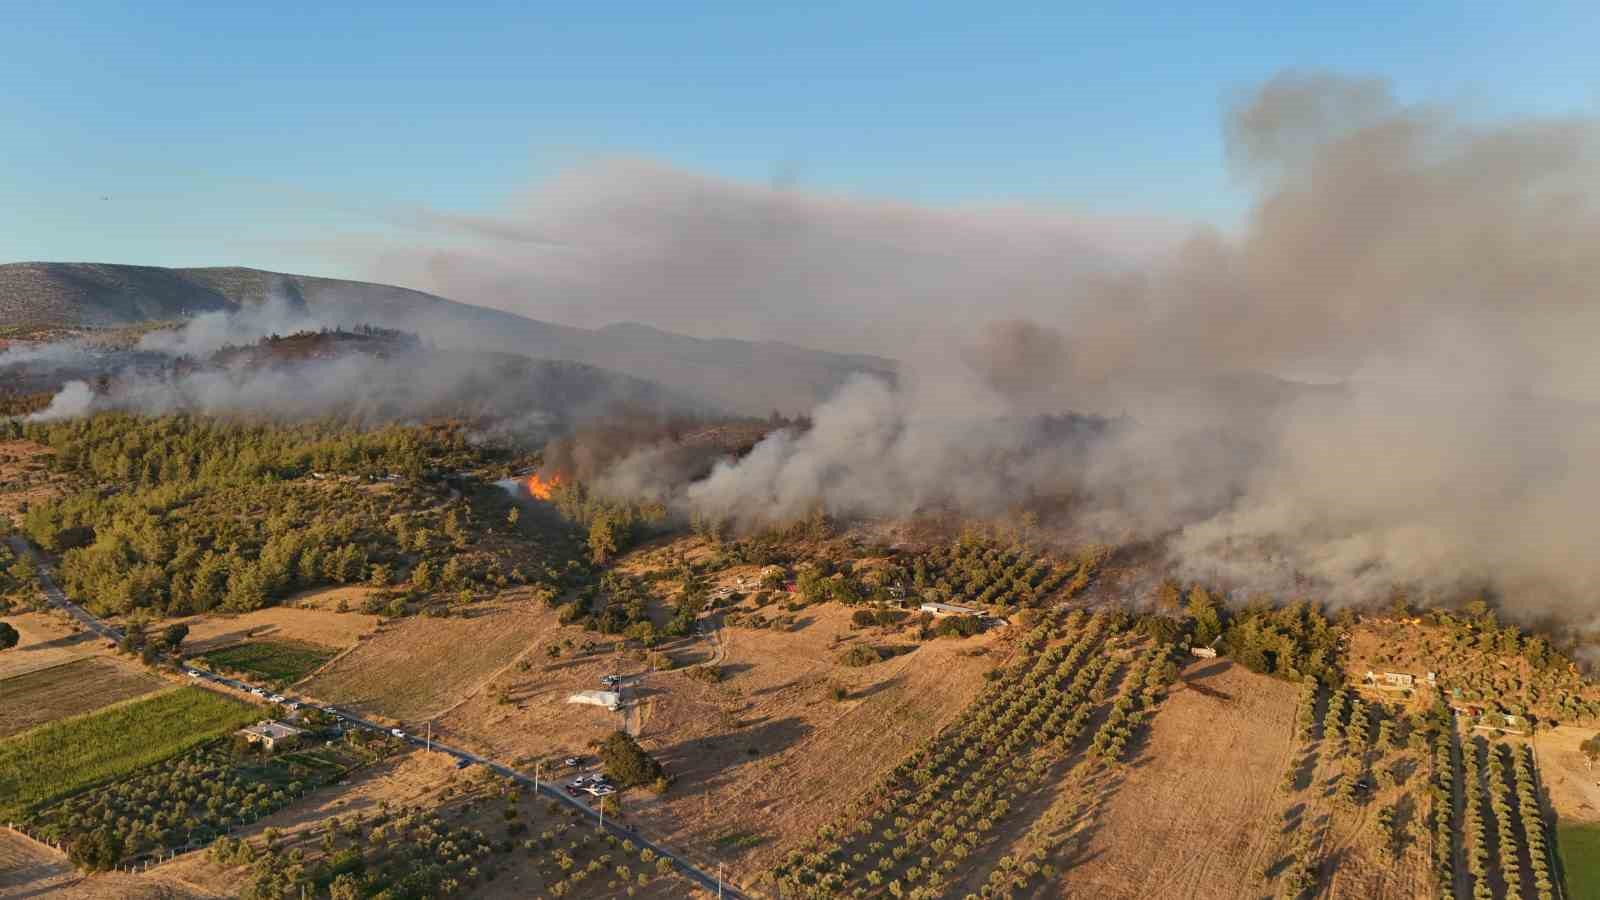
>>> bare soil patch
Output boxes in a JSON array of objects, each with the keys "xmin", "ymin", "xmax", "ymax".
[
  {"xmin": 0, "ymin": 609, "xmax": 105, "ymax": 680},
  {"xmin": 0, "ymin": 828, "xmax": 214, "ymax": 899},
  {"xmin": 1053, "ymin": 659, "xmax": 1298, "ymax": 899},
  {"xmin": 172, "ymin": 605, "xmax": 378, "ymax": 654},
  {"xmin": 1536, "ymin": 725, "xmax": 1600, "ymax": 823},
  {"xmin": 303, "ymin": 593, "xmax": 555, "ymax": 723},
  {"xmin": 0, "ymin": 439, "xmax": 61, "ymax": 520},
  {"xmin": 0, "ymin": 656, "xmax": 165, "ymax": 737}
]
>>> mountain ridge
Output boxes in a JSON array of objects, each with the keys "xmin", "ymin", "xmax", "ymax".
[{"xmin": 0, "ymin": 262, "xmax": 896, "ymax": 414}]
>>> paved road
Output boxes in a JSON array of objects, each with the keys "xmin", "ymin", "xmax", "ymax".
[
  {"xmin": 9, "ymin": 534, "xmax": 744, "ymax": 899},
  {"xmin": 6, "ymin": 535, "xmax": 123, "ymax": 643}
]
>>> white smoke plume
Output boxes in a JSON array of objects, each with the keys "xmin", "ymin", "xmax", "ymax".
[{"xmin": 367, "ymin": 72, "xmax": 1600, "ymax": 621}]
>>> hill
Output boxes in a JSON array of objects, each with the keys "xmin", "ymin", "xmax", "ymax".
[{"xmin": 0, "ymin": 262, "xmax": 897, "ymax": 413}]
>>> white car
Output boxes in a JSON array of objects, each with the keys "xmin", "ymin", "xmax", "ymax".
[
  {"xmin": 185, "ymin": 669, "xmax": 201, "ymax": 678},
  {"xmin": 249, "ymin": 688, "xmax": 266, "ymax": 697},
  {"xmin": 390, "ymin": 728, "xmax": 407, "ymax": 739},
  {"xmin": 269, "ymin": 694, "xmax": 286, "ymax": 703},
  {"xmin": 585, "ymin": 784, "xmax": 617, "ymax": 797}
]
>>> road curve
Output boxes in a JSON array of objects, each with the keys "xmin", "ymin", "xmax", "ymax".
[{"xmin": 8, "ymin": 534, "xmax": 745, "ymax": 899}]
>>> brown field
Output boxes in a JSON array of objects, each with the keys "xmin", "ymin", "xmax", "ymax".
[
  {"xmin": 0, "ymin": 609, "xmax": 106, "ymax": 680},
  {"xmin": 302, "ymin": 591, "xmax": 555, "ymax": 722},
  {"xmin": 1535, "ymin": 725, "xmax": 1600, "ymax": 823},
  {"xmin": 0, "ymin": 829, "xmax": 215, "ymax": 899},
  {"xmin": 435, "ymin": 598, "xmax": 1006, "ymax": 889},
  {"xmin": 280, "ymin": 583, "xmax": 380, "ymax": 613},
  {"xmin": 1045, "ymin": 659, "xmax": 1299, "ymax": 899},
  {"xmin": 172, "ymin": 604, "xmax": 379, "ymax": 655},
  {"xmin": 0, "ymin": 439, "xmax": 61, "ymax": 520},
  {"xmin": 0, "ymin": 656, "xmax": 167, "ymax": 737}
]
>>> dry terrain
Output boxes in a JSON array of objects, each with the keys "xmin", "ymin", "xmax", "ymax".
[
  {"xmin": 303, "ymin": 591, "xmax": 555, "ymax": 722},
  {"xmin": 0, "ymin": 438, "xmax": 61, "ymax": 520},
  {"xmin": 0, "ymin": 610, "xmax": 105, "ymax": 680},
  {"xmin": 170, "ymin": 605, "xmax": 379, "ymax": 655},
  {"xmin": 436, "ymin": 596, "xmax": 1006, "ymax": 889},
  {"xmin": 0, "ymin": 829, "xmax": 216, "ymax": 899},
  {"xmin": 0, "ymin": 656, "xmax": 166, "ymax": 738},
  {"xmin": 1536, "ymin": 725, "xmax": 1600, "ymax": 823},
  {"xmin": 1050, "ymin": 659, "xmax": 1300, "ymax": 899}
]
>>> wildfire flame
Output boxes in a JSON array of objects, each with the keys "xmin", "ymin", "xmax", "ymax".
[{"xmin": 525, "ymin": 472, "xmax": 562, "ymax": 500}]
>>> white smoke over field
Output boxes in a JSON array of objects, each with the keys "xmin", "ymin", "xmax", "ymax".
[{"xmin": 379, "ymin": 72, "xmax": 1600, "ymax": 621}]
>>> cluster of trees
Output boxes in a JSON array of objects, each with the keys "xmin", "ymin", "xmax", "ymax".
[
  {"xmin": 1428, "ymin": 721, "xmax": 1458, "ymax": 895},
  {"xmin": 771, "ymin": 610, "xmax": 1173, "ymax": 899},
  {"xmin": 546, "ymin": 480, "xmax": 665, "ymax": 565},
  {"xmin": 14, "ymin": 414, "xmax": 582, "ymax": 618},
  {"xmin": 1088, "ymin": 646, "xmax": 1176, "ymax": 762},
  {"xmin": 34, "ymin": 739, "xmax": 359, "ymax": 871},
  {"xmin": 910, "ymin": 538, "xmax": 1101, "ymax": 612},
  {"xmin": 598, "ymin": 731, "xmax": 665, "ymax": 791}
]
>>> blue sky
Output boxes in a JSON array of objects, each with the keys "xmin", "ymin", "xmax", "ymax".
[{"xmin": 2, "ymin": 1, "xmax": 1596, "ymax": 280}]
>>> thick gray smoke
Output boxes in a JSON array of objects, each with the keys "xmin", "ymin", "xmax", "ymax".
[{"xmin": 434, "ymin": 72, "xmax": 1598, "ymax": 621}]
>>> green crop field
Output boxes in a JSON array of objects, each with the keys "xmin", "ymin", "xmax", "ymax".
[
  {"xmin": 0, "ymin": 686, "xmax": 258, "ymax": 819},
  {"xmin": 1561, "ymin": 822, "xmax": 1600, "ymax": 900},
  {"xmin": 200, "ymin": 640, "xmax": 335, "ymax": 685}
]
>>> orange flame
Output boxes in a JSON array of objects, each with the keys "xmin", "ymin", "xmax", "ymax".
[{"xmin": 526, "ymin": 472, "xmax": 562, "ymax": 500}]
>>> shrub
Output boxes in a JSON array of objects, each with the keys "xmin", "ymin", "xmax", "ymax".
[{"xmin": 839, "ymin": 645, "xmax": 885, "ymax": 667}]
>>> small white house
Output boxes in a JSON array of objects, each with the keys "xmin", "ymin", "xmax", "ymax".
[
  {"xmin": 1190, "ymin": 646, "xmax": 1218, "ymax": 659},
  {"xmin": 919, "ymin": 602, "xmax": 983, "ymax": 618}
]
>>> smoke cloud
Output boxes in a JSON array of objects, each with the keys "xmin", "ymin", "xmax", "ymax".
[{"xmin": 399, "ymin": 71, "xmax": 1597, "ymax": 622}]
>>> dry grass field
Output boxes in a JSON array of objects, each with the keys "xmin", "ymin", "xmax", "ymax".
[
  {"xmin": 0, "ymin": 609, "xmax": 105, "ymax": 680},
  {"xmin": 1535, "ymin": 725, "xmax": 1600, "ymax": 823},
  {"xmin": 1043, "ymin": 659, "xmax": 1300, "ymax": 899},
  {"xmin": 433, "ymin": 595, "xmax": 1007, "ymax": 889},
  {"xmin": 0, "ymin": 656, "xmax": 166, "ymax": 737},
  {"xmin": 303, "ymin": 592, "xmax": 556, "ymax": 722},
  {"xmin": 0, "ymin": 829, "xmax": 217, "ymax": 899},
  {"xmin": 0, "ymin": 438, "xmax": 61, "ymax": 520},
  {"xmin": 172, "ymin": 605, "xmax": 379, "ymax": 654}
]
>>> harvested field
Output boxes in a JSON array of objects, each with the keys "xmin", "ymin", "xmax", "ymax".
[
  {"xmin": 435, "ymin": 598, "xmax": 1006, "ymax": 888},
  {"xmin": 0, "ymin": 656, "xmax": 165, "ymax": 737},
  {"xmin": 0, "ymin": 830, "xmax": 215, "ymax": 900},
  {"xmin": 1051, "ymin": 659, "xmax": 1299, "ymax": 899},
  {"xmin": 303, "ymin": 593, "xmax": 555, "ymax": 722},
  {"xmin": 199, "ymin": 640, "xmax": 335, "ymax": 686},
  {"xmin": 0, "ymin": 438, "xmax": 61, "ymax": 519},
  {"xmin": 0, "ymin": 609, "xmax": 104, "ymax": 679},
  {"xmin": 0, "ymin": 686, "xmax": 257, "ymax": 819},
  {"xmin": 172, "ymin": 605, "xmax": 378, "ymax": 654},
  {"xmin": 1536, "ymin": 726, "xmax": 1600, "ymax": 823}
]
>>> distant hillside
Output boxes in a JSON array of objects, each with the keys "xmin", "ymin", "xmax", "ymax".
[{"xmin": 0, "ymin": 262, "xmax": 897, "ymax": 414}]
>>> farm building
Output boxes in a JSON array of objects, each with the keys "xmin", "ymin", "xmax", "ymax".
[
  {"xmin": 1363, "ymin": 671, "xmax": 1415, "ymax": 690},
  {"xmin": 920, "ymin": 601, "xmax": 984, "ymax": 618},
  {"xmin": 238, "ymin": 721, "xmax": 307, "ymax": 752},
  {"xmin": 1191, "ymin": 645, "xmax": 1218, "ymax": 659}
]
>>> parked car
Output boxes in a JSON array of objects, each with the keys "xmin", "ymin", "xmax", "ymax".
[
  {"xmin": 390, "ymin": 728, "xmax": 406, "ymax": 739},
  {"xmin": 563, "ymin": 756, "xmax": 583, "ymax": 767},
  {"xmin": 600, "ymin": 674, "xmax": 623, "ymax": 686},
  {"xmin": 564, "ymin": 784, "xmax": 583, "ymax": 797},
  {"xmin": 185, "ymin": 669, "xmax": 201, "ymax": 678},
  {"xmin": 585, "ymin": 784, "xmax": 617, "ymax": 797},
  {"xmin": 249, "ymin": 688, "xmax": 266, "ymax": 697},
  {"xmin": 268, "ymin": 694, "xmax": 286, "ymax": 703},
  {"xmin": 455, "ymin": 758, "xmax": 472, "ymax": 769}
]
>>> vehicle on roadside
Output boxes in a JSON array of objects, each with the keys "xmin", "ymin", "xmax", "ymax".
[
  {"xmin": 563, "ymin": 756, "xmax": 583, "ymax": 767},
  {"xmin": 455, "ymin": 758, "xmax": 472, "ymax": 769},
  {"xmin": 249, "ymin": 688, "xmax": 266, "ymax": 697},
  {"xmin": 390, "ymin": 728, "xmax": 406, "ymax": 739},
  {"xmin": 185, "ymin": 669, "xmax": 201, "ymax": 678},
  {"xmin": 600, "ymin": 674, "xmax": 623, "ymax": 686},
  {"xmin": 269, "ymin": 694, "xmax": 286, "ymax": 703}
]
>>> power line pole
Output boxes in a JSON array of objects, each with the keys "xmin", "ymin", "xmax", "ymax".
[{"xmin": 718, "ymin": 862, "xmax": 723, "ymax": 900}]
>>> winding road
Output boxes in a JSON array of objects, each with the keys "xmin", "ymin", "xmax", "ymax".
[{"xmin": 8, "ymin": 534, "xmax": 745, "ymax": 899}]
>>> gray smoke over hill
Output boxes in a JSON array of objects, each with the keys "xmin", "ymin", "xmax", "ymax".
[{"xmin": 413, "ymin": 72, "xmax": 1600, "ymax": 623}]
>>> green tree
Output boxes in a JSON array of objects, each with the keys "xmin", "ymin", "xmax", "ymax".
[
  {"xmin": 0, "ymin": 621, "xmax": 18, "ymax": 651},
  {"xmin": 588, "ymin": 514, "xmax": 618, "ymax": 566}
]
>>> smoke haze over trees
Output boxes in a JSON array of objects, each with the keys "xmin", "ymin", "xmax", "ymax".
[{"xmin": 355, "ymin": 72, "xmax": 1600, "ymax": 624}]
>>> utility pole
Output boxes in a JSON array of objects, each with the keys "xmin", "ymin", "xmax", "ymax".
[
  {"xmin": 425, "ymin": 720, "xmax": 432, "ymax": 752},
  {"xmin": 718, "ymin": 862, "xmax": 724, "ymax": 900},
  {"xmin": 534, "ymin": 760, "xmax": 542, "ymax": 796}
]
